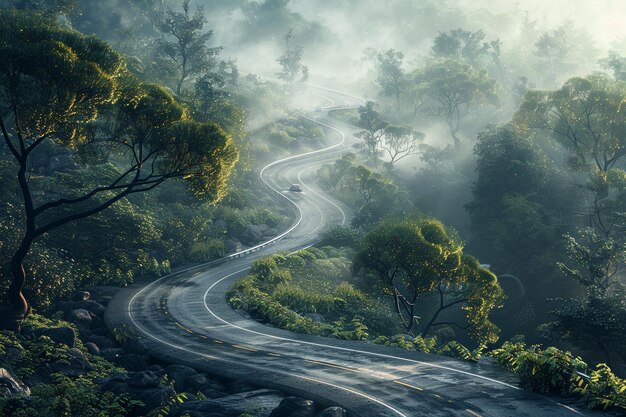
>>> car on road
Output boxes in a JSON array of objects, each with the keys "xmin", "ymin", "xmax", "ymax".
[{"xmin": 289, "ymin": 184, "xmax": 302, "ymax": 192}]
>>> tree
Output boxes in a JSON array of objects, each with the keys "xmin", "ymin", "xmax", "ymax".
[
  {"xmin": 0, "ymin": 0, "xmax": 78, "ymax": 16},
  {"xmin": 366, "ymin": 48, "xmax": 408, "ymax": 111},
  {"xmin": 431, "ymin": 28, "xmax": 492, "ymax": 65},
  {"xmin": 532, "ymin": 21, "xmax": 598, "ymax": 87},
  {"xmin": 276, "ymin": 28, "xmax": 308, "ymax": 94},
  {"xmin": 600, "ymin": 51, "xmax": 626, "ymax": 81},
  {"xmin": 156, "ymin": 0, "xmax": 221, "ymax": 96},
  {"xmin": 352, "ymin": 101, "xmax": 388, "ymax": 166},
  {"xmin": 548, "ymin": 287, "xmax": 626, "ymax": 368},
  {"xmin": 192, "ymin": 59, "xmax": 245, "ymax": 141},
  {"xmin": 0, "ymin": 11, "xmax": 238, "ymax": 328},
  {"xmin": 418, "ymin": 60, "xmax": 500, "ymax": 150},
  {"xmin": 514, "ymin": 75, "xmax": 626, "ymax": 237},
  {"xmin": 353, "ymin": 218, "xmax": 503, "ymax": 344},
  {"xmin": 380, "ymin": 125, "xmax": 424, "ymax": 166},
  {"xmin": 558, "ymin": 229, "xmax": 625, "ymax": 292}
]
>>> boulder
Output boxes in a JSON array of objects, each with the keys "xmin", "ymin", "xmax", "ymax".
[
  {"xmin": 101, "ymin": 348, "xmax": 125, "ymax": 360},
  {"xmin": 121, "ymin": 337, "xmax": 150, "ymax": 355},
  {"xmin": 50, "ymin": 348, "xmax": 92, "ymax": 377},
  {"xmin": 88, "ymin": 335, "xmax": 116, "ymax": 350},
  {"xmin": 101, "ymin": 381, "xmax": 175, "ymax": 417},
  {"xmin": 93, "ymin": 372, "xmax": 130, "ymax": 385},
  {"xmin": 48, "ymin": 155, "xmax": 79, "ymax": 173},
  {"xmin": 111, "ymin": 353, "xmax": 148, "ymax": 372},
  {"xmin": 60, "ymin": 300, "xmax": 106, "ymax": 317},
  {"xmin": 73, "ymin": 291, "xmax": 91, "ymax": 301},
  {"xmin": 85, "ymin": 342, "xmax": 100, "ymax": 356},
  {"xmin": 201, "ymin": 387, "xmax": 228, "ymax": 399},
  {"xmin": 31, "ymin": 326, "xmax": 76, "ymax": 348},
  {"xmin": 129, "ymin": 371, "xmax": 160, "ymax": 388},
  {"xmin": 97, "ymin": 296, "xmax": 113, "ymax": 306},
  {"xmin": 89, "ymin": 313, "xmax": 106, "ymax": 330},
  {"xmin": 31, "ymin": 154, "xmax": 49, "ymax": 169},
  {"xmin": 185, "ymin": 373, "xmax": 208, "ymax": 392},
  {"xmin": 65, "ymin": 309, "xmax": 91, "ymax": 329},
  {"xmin": 165, "ymin": 364, "xmax": 198, "ymax": 392},
  {"xmin": 227, "ymin": 380, "xmax": 256, "ymax": 394},
  {"xmin": 0, "ymin": 368, "xmax": 30, "ymax": 397},
  {"xmin": 316, "ymin": 407, "xmax": 347, "ymax": 417},
  {"xmin": 147, "ymin": 364, "xmax": 166, "ymax": 378},
  {"xmin": 171, "ymin": 389, "xmax": 285, "ymax": 417},
  {"xmin": 269, "ymin": 397, "xmax": 315, "ymax": 417}
]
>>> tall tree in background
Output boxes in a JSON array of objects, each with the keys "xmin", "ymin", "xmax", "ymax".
[
  {"xmin": 514, "ymin": 75, "xmax": 626, "ymax": 238},
  {"xmin": 381, "ymin": 125, "xmax": 424, "ymax": 167},
  {"xmin": 0, "ymin": 0, "xmax": 77, "ymax": 16},
  {"xmin": 353, "ymin": 101, "xmax": 388, "ymax": 166},
  {"xmin": 276, "ymin": 28, "xmax": 308, "ymax": 95},
  {"xmin": 0, "ymin": 11, "xmax": 237, "ymax": 329},
  {"xmin": 157, "ymin": 0, "xmax": 221, "ymax": 96},
  {"xmin": 366, "ymin": 48, "xmax": 408, "ymax": 111},
  {"xmin": 417, "ymin": 60, "xmax": 500, "ymax": 150},
  {"xmin": 431, "ymin": 28, "xmax": 494, "ymax": 65}
]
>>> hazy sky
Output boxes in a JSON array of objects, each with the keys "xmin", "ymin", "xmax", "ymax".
[
  {"xmin": 210, "ymin": 0, "xmax": 626, "ymax": 81},
  {"xmin": 456, "ymin": 0, "xmax": 626, "ymax": 47}
]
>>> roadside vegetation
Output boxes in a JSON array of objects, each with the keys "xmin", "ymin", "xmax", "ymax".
[{"xmin": 1, "ymin": 0, "xmax": 625, "ymax": 415}]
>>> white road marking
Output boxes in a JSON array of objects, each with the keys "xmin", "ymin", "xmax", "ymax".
[
  {"xmin": 125, "ymin": 86, "xmax": 587, "ymax": 417},
  {"xmin": 203, "ymin": 268, "xmax": 522, "ymax": 391}
]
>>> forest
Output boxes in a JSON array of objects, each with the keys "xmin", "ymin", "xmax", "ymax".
[{"xmin": 0, "ymin": 1, "xmax": 624, "ymax": 416}]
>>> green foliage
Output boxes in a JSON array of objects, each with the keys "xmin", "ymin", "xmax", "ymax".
[
  {"xmin": 491, "ymin": 342, "xmax": 626, "ymax": 411},
  {"xmin": 316, "ymin": 153, "xmax": 412, "ymax": 227},
  {"xmin": 576, "ymin": 364, "xmax": 626, "ymax": 410},
  {"xmin": 547, "ymin": 287, "xmax": 626, "ymax": 367},
  {"xmin": 0, "ymin": 374, "xmax": 138, "ymax": 417},
  {"xmin": 276, "ymin": 29, "xmax": 308, "ymax": 94},
  {"xmin": 0, "ymin": 314, "xmax": 135, "ymax": 416},
  {"xmin": 354, "ymin": 218, "xmax": 503, "ymax": 344},
  {"xmin": 558, "ymin": 229, "xmax": 626, "ymax": 290},
  {"xmin": 111, "ymin": 324, "xmax": 138, "ymax": 345},
  {"xmin": 491, "ymin": 342, "xmax": 587, "ymax": 395},
  {"xmin": 149, "ymin": 392, "xmax": 189, "ymax": 417},
  {"xmin": 414, "ymin": 59, "xmax": 500, "ymax": 149},
  {"xmin": 319, "ymin": 226, "xmax": 363, "ymax": 248},
  {"xmin": 154, "ymin": 0, "xmax": 221, "ymax": 95},
  {"xmin": 229, "ymin": 247, "xmax": 402, "ymax": 341},
  {"xmin": 438, "ymin": 340, "xmax": 485, "ymax": 362}
]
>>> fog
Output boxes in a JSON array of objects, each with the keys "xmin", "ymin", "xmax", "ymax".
[{"xmin": 202, "ymin": 0, "xmax": 625, "ymax": 83}]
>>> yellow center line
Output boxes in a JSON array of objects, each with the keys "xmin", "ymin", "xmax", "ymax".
[
  {"xmin": 232, "ymin": 344, "xmax": 259, "ymax": 352},
  {"xmin": 304, "ymin": 358, "xmax": 358, "ymax": 372},
  {"xmin": 393, "ymin": 380, "xmax": 424, "ymax": 392},
  {"xmin": 174, "ymin": 322, "xmax": 194, "ymax": 334}
]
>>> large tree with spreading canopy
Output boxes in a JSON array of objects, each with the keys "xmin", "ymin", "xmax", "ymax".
[{"xmin": 0, "ymin": 10, "xmax": 238, "ymax": 329}]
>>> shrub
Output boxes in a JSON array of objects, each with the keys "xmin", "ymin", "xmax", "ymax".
[{"xmin": 491, "ymin": 342, "xmax": 587, "ymax": 395}]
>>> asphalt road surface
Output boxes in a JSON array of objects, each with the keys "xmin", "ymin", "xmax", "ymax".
[{"xmin": 106, "ymin": 87, "xmax": 606, "ymax": 417}]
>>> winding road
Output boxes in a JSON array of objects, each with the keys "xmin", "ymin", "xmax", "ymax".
[{"xmin": 105, "ymin": 87, "xmax": 604, "ymax": 417}]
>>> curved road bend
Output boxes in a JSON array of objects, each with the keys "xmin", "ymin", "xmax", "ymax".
[{"xmin": 106, "ymin": 88, "xmax": 604, "ymax": 417}]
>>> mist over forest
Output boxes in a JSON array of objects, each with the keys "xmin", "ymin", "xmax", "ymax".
[{"xmin": 0, "ymin": 1, "xmax": 625, "ymax": 415}]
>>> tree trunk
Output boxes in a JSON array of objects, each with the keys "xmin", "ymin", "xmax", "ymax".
[
  {"xmin": 1, "ymin": 234, "xmax": 33, "ymax": 331},
  {"xmin": 450, "ymin": 127, "xmax": 461, "ymax": 151}
]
